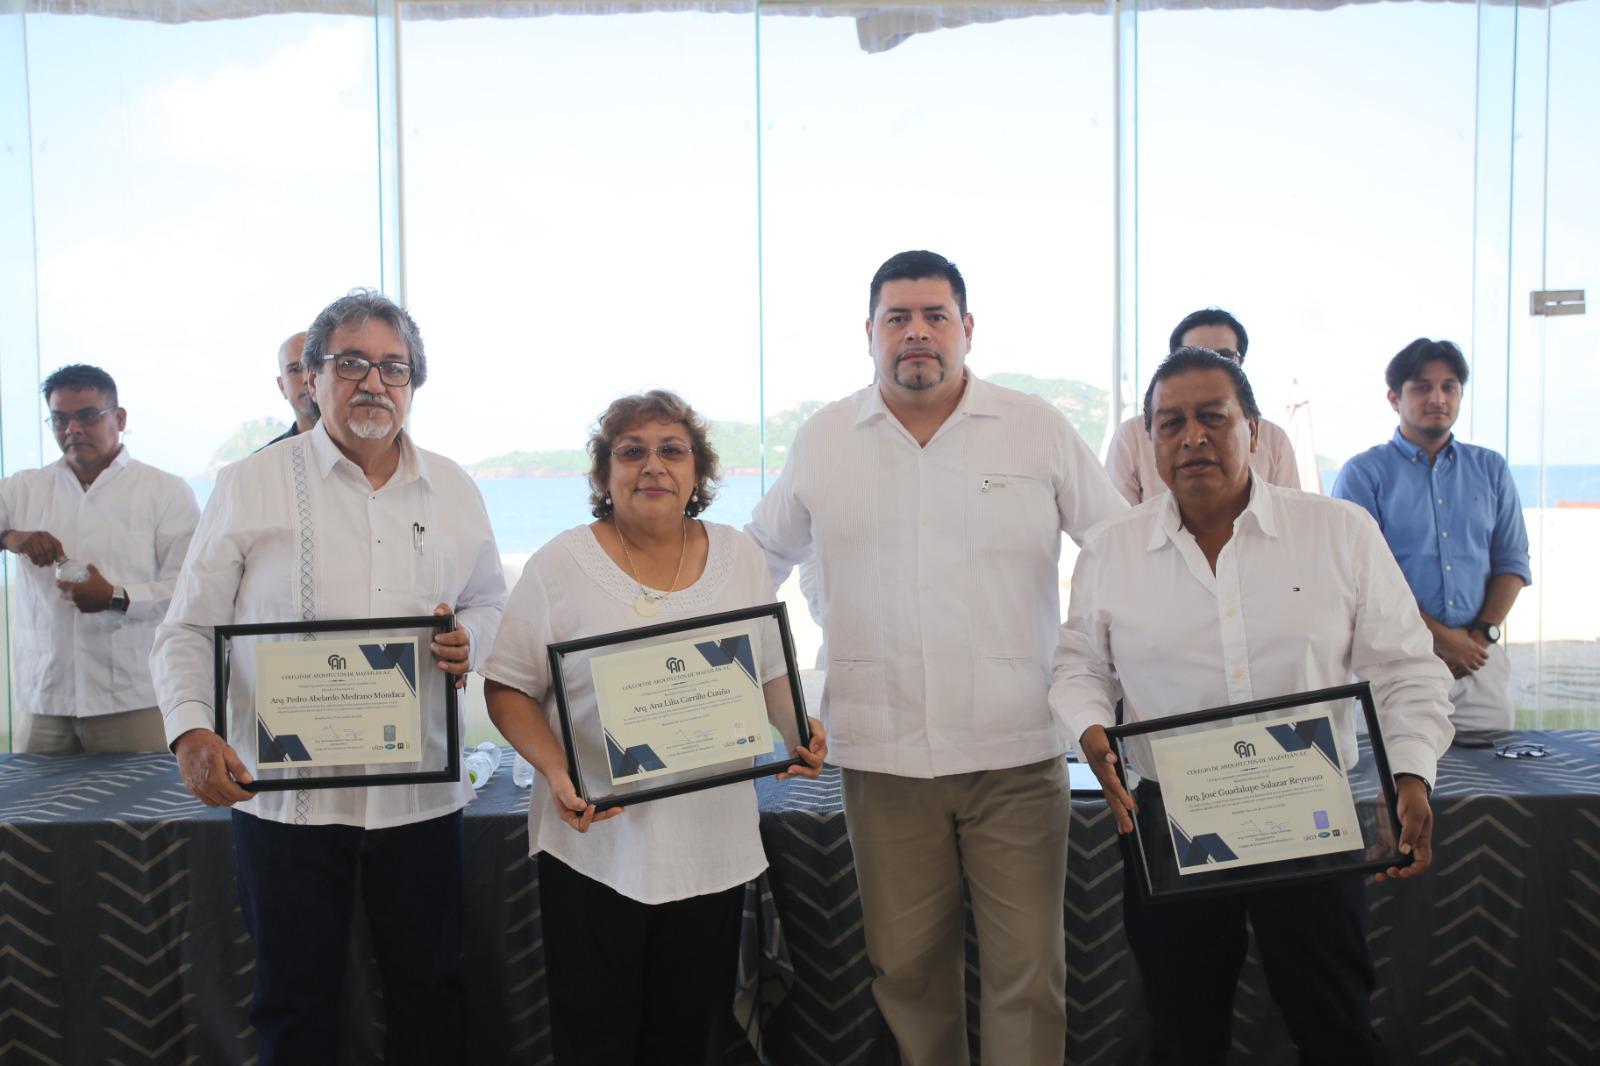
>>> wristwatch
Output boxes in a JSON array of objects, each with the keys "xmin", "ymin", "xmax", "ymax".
[
  {"xmin": 108, "ymin": 586, "xmax": 130, "ymax": 613},
  {"xmin": 1471, "ymin": 620, "xmax": 1501, "ymax": 644}
]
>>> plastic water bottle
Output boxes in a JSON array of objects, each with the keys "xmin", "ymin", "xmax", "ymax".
[
  {"xmin": 512, "ymin": 752, "xmax": 534, "ymax": 789},
  {"xmin": 55, "ymin": 558, "xmax": 90, "ymax": 584},
  {"xmin": 464, "ymin": 742, "xmax": 502, "ymax": 789}
]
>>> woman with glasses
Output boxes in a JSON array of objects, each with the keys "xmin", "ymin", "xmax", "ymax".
[{"xmin": 481, "ymin": 389, "xmax": 826, "ymax": 1065}]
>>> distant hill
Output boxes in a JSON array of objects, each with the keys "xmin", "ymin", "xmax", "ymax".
[
  {"xmin": 204, "ymin": 417, "xmax": 289, "ymax": 476},
  {"xmin": 468, "ymin": 400, "xmax": 829, "ymax": 478},
  {"xmin": 468, "ymin": 449, "xmax": 590, "ymax": 478},
  {"xmin": 985, "ymin": 372, "xmax": 1110, "ymax": 448},
  {"xmin": 211, "ymin": 378, "xmax": 1109, "ymax": 481}
]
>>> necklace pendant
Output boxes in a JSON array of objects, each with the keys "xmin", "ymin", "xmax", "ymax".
[{"xmin": 634, "ymin": 593, "xmax": 660, "ymax": 618}]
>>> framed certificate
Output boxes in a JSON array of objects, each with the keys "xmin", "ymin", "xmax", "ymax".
[
  {"xmin": 213, "ymin": 615, "xmax": 461, "ymax": 792},
  {"xmin": 546, "ymin": 603, "xmax": 813, "ymax": 811},
  {"xmin": 1106, "ymin": 682, "xmax": 1408, "ymax": 903}
]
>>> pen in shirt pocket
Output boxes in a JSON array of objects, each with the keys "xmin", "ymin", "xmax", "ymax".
[{"xmin": 413, "ymin": 522, "xmax": 426, "ymax": 556}]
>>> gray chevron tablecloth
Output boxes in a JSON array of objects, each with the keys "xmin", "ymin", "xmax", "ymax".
[{"xmin": 1, "ymin": 731, "xmax": 1597, "ymax": 1064}]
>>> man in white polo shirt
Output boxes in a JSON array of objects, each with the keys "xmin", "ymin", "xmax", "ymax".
[
  {"xmin": 747, "ymin": 250, "xmax": 1126, "ymax": 1066},
  {"xmin": 0, "ymin": 363, "xmax": 199, "ymax": 753}
]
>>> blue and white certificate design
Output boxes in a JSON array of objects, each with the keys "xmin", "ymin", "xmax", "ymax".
[
  {"xmin": 588, "ymin": 628, "xmax": 767, "ymax": 786},
  {"xmin": 1149, "ymin": 712, "xmax": 1362, "ymax": 875},
  {"xmin": 253, "ymin": 638, "xmax": 423, "ymax": 768}
]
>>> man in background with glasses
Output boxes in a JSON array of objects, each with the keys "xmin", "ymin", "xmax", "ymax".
[
  {"xmin": 152, "ymin": 290, "xmax": 506, "ymax": 1065},
  {"xmin": 1104, "ymin": 307, "xmax": 1303, "ymax": 504},
  {"xmin": 0, "ymin": 363, "xmax": 199, "ymax": 753},
  {"xmin": 262, "ymin": 330, "xmax": 318, "ymax": 448}
]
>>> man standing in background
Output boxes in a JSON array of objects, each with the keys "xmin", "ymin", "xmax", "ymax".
[
  {"xmin": 262, "ymin": 330, "xmax": 317, "ymax": 447},
  {"xmin": 0, "ymin": 363, "xmax": 199, "ymax": 752},
  {"xmin": 1105, "ymin": 307, "xmax": 1301, "ymax": 504},
  {"xmin": 1333, "ymin": 338, "xmax": 1530, "ymax": 734}
]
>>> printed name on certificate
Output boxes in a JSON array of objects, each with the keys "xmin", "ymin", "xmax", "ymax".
[
  {"xmin": 588, "ymin": 629, "xmax": 768, "ymax": 785},
  {"xmin": 1149, "ymin": 711, "xmax": 1363, "ymax": 875},
  {"xmin": 254, "ymin": 637, "xmax": 424, "ymax": 768}
]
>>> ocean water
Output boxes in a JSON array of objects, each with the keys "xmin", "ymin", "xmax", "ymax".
[
  {"xmin": 187, "ymin": 473, "xmax": 773, "ymax": 555},
  {"xmin": 186, "ymin": 465, "xmax": 1598, "ymax": 556}
]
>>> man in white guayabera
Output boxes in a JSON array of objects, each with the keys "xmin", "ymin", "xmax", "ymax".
[
  {"xmin": 747, "ymin": 250, "xmax": 1126, "ymax": 1066},
  {"xmin": 151, "ymin": 289, "xmax": 506, "ymax": 1066},
  {"xmin": 0, "ymin": 362, "xmax": 198, "ymax": 753}
]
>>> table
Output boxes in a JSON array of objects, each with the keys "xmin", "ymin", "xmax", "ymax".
[{"xmin": 2, "ymin": 732, "xmax": 1597, "ymax": 1064}]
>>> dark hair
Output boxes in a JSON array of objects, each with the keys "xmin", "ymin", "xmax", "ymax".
[
  {"xmin": 869, "ymin": 250, "xmax": 968, "ymax": 317},
  {"xmin": 1385, "ymin": 338, "xmax": 1468, "ymax": 393},
  {"xmin": 588, "ymin": 390, "xmax": 720, "ymax": 519},
  {"xmin": 1169, "ymin": 307, "xmax": 1249, "ymax": 361},
  {"xmin": 42, "ymin": 364, "xmax": 118, "ymax": 408},
  {"xmin": 303, "ymin": 289, "xmax": 428, "ymax": 388},
  {"xmin": 1143, "ymin": 347, "xmax": 1262, "ymax": 433}
]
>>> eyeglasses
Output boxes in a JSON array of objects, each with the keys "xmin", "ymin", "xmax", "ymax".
[
  {"xmin": 46, "ymin": 406, "xmax": 116, "ymax": 431},
  {"xmin": 1495, "ymin": 742, "xmax": 1548, "ymax": 760},
  {"xmin": 611, "ymin": 443, "xmax": 694, "ymax": 464},
  {"xmin": 329, "ymin": 354, "xmax": 414, "ymax": 387}
]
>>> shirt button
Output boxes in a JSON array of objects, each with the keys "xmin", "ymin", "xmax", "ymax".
[
  {"xmin": 1448, "ymin": 599, "xmax": 1455, "ymax": 606},
  {"xmin": 1232, "ymin": 667, "xmax": 1244, "ymax": 679},
  {"xmin": 1445, "ymin": 564, "xmax": 1452, "ymax": 571},
  {"xmin": 1437, "ymin": 498, "xmax": 1445, "ymax": 505},
  {"xmin": 1226, "ymin": 607, "xmax": 1236, "ymax": 618},
  {"xmin": 1441, "ymin": 531, "xmax": 1449, "ymax": 538}
]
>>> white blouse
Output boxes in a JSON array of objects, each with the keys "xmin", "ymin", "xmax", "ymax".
[{"xmin": 481, "ymin": 521, "xmax": 777, "ymax": 904}]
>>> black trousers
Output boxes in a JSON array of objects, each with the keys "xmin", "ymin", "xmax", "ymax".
[
  {"xmin": 1121, "ymin": 837, "xmax": 1387, "ymax": 1066},
  {"xmin": 231, "ymin": 809, "xmax": 465, "ymax": 1066},
  {"xmin": 537, "ymin": 852, "xmax": 744, "ymax": 1066}
]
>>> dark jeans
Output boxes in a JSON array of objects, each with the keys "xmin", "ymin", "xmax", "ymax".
[
  {"xmin": 1121, "ymin": 836, "xmax": 1387, "ymax": 1066},
  {"xmin": 537, "ymin": 851, "xmax": 744, "ymax": 1066},
  {"xmin": 232, "ymin": 809, "xmax": 465, "ymax": 1066}
]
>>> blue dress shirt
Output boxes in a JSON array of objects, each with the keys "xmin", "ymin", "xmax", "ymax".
[{"xmin": 1332, "ymin": 429, "xmax": 1531, "ymax": 629}]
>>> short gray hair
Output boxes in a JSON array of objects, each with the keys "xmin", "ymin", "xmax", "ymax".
[{"xmin": 303, "ymin": 289, "xmax": 427, "ymax": 389}]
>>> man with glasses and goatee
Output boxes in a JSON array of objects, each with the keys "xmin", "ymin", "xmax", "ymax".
[
  {"xmin": 152, "ymin": 290, "xmax": 506, "ymax": 1065},
  {"xmin": 0, "ymin": 363, "xmax": 199, "ymax": 753}
]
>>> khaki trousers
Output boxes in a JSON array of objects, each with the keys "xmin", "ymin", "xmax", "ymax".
[
  {"xmin": 841, "ymin": 758, "xmax": 1070, "ymax": 1066},
  {"xmin": 1447, "ymin": 641, "xmax": 1514, "ymax": 732},
  {"xmin": 22, "ymin": 707, "xmax": 167, "ymax": 754}
]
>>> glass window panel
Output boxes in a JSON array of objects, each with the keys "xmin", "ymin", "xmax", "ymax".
[
  {"xmin": 757, "ymin": 12, "xmax": 1116, "ymax": 668},
  {"xmin": 1133, "ymin": 3, "xmax": 1478, "ymax": 490},
  {"xmin": 399, "ymin": 12, "xmax": 759, "ymax": 743},
  {"xmin": 25, "ymin": 13, "xmax": 384, "ymax": 487}
]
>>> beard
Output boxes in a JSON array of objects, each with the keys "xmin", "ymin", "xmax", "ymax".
[
  {"xmin": 346, "ymin": 396, "xmax": 396, "ymax": 440},
  {"xmin": 894, "ymin": 353, "xmax": 946, "ymax": 391}
]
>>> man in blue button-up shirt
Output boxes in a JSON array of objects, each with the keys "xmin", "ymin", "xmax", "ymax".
[{"xmin": 1332, "ymin": 338, "xmax": 1532, "ymax": 733}]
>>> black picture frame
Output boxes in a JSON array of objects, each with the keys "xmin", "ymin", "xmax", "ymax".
[
  {"xmin": 546, "ymin": 602, "xmax": 812, "ymax": 811},
  {"xmin": 213, "ymin": 614, "xmax": 461, "ymax": 792},
  {"xmin": 1105, "ymin": 681, "xmax": 1408, "ymax": 903}
]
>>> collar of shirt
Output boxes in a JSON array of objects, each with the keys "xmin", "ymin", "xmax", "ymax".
[
  {"xmin": 1388, "ymin": 426, "xmax": 1455, "ymax": 466},
  {"xmin": 55, "ymin": 443, "xmax": 131, "ymax": 491},
  {"xmin": 306, "ymin": 418, "xmax": 428, "ymax": 487},
  {"xmin": 1149, "ymin": 472, "xmax": 1278, "ymax": 554}
]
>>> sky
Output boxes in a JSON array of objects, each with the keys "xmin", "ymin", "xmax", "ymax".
[{"xmin": 6, "ymin": 1, "xmax": 1597, "ymax": 479}]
